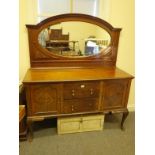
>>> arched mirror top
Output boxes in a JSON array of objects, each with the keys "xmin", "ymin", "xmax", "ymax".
[
  {"xmin": 27, "ymin": 13, "xmax": 119, "ymax": 33},
  {"xmin": 26, "ymin": 13, "xmax": 121, "ymax": 68}
]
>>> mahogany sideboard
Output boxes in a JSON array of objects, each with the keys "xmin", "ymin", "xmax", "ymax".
[
  {"xmin": 23, "ymin": 14, "xmax": 134, "ymax": 140},
  {"xmin": 23, "ymin": 67, "xmax": 133, "ymax": 139}
]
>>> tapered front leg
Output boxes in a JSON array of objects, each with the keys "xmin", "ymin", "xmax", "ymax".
[{"xmin": 121, "ymin": 110, "xmax": 129, "ymax": 130}]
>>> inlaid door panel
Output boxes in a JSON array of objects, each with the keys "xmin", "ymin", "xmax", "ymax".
[
  {"xmin": 28, "ymin": 84, "xmax": 61, "ymax": 116},
  {"xmin": 102, "ymin": 80, "xmax": 129, "ymax": 110}
]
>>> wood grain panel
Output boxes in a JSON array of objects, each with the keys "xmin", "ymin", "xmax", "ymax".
[
  {"xmin": 62, "ymin": 98, "xmax": 99, "ymax": 114},
  {"xmin": 23, "ymin": 67, "xmax": 133, "ymax": 83},
  {"xmin": 26, "ymin": 13, "xmax": 121, "ymax": 68},
  {"xmin": 29, "ymin": 84, "xmax": 61, "ymax": 116},
  {"xmin": 102, "ymin": 79, "xmax": 129, "ymax": 110},
  {"xmin": 64, "ymin": 81, "xmax": 100, "ymax": 99}
]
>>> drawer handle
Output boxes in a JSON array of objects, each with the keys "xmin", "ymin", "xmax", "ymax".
[
  {"xmin": 72, "ymin": 93, "xmax": 75, "ymax": 96},
  {"xmin": 71, "ymin": 105, "xmax": 74, "ymax": 112},
  {"xmin": 80, "ymin": 84, "xmax": 85, "ymax": 88},
  {"xmin": 90, "ymin": 88, "xmax": 94, "ymax": 95},
  {"xmin": 72, "ymin": 90, "xmax": 75, "ymax": 96}
]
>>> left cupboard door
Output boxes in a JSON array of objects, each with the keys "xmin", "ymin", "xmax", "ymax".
[{"xmin": 26, "ymin": 84, "xmax": 62, "ymax": 116}]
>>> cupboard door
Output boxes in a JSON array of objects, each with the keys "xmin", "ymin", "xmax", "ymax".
[
  {"xmin": 102, "ymin": 80, "xmax": 129, "ymax": 110},
  {"xmin": 82, "ymin": 115, "xmax": 104, "ymax": 131},
  {"xmin": 58, "ymin": 117, "xmax": 81, "ymax": 134},
  {"xmin": 28, "ymin": 84, "xmax": 61, "ymax": 116}
]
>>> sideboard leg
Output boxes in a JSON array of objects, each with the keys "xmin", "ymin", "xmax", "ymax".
[
  {"xmin": 27, "ymin": 120, "xmax": 33, "ymax": 142},
  {"xmin": 121, "ymin": 110, "xmax": 129, "ymax": 130}
]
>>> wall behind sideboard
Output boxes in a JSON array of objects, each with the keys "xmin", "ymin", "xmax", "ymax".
[
  {"xmin": 19, "ymin": 0, "xmax": 135, "ymax": 110},
  {"xmin": 109, "ymin": 0, "xmax": 135, "ymax": 111}
]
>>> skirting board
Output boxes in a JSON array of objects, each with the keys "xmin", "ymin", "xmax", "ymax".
[{"xmin": 128, "ymin": 104, "xmax": 135, "ymax": 112}]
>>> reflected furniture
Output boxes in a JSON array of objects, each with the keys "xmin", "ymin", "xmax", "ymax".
[
  {"xmin": 24, "ymin": 13, "xmax": 134, "ymax": 140},
  {"xmin": 46, "ymin": 40, "xmax": 78, "ymax": 51},
  {"xmin": 46, "ymin": 28, "xmax": 70, "ymax": 51},
  {"xmin": 85, "ymin": 38, "xmax": 109, "ymax": 55}
]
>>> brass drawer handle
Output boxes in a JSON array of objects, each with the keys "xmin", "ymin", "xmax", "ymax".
[
  {"xmin": 71, "ymin": 105, "xmax": 74, "ymax": 112},
  {"xmin": 72, "ymin": 90, "xmax": 75, "ymax": 96},
  {"xmin": 90, "ymin": 88, "xmax": 94, "ymax": 95},
  {"xmin": 72, "ymin": 93, "xmax": 75, "ymax": 96}
]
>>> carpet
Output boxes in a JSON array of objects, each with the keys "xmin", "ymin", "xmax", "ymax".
[{"xmin": 19, "ymin": 112, "xmax": 135, "ymax": 155}]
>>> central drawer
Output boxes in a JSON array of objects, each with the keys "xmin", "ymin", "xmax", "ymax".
[
  {"xmin": 62, "ymin": 98, "xmax": 99, "ymax": 113},
  {"xmin": 63, "ymin": 81, "xmax": 100, "ymax": 99}
]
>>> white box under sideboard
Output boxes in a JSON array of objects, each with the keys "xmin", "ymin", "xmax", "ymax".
[{"xmin": 57, "ymin": 114, "xmax": 104, "ymax": 134}]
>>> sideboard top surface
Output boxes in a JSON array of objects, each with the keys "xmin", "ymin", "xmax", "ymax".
[{"xmin": 23, "ymin": 67, "xmax": 134, "ymax": 84}]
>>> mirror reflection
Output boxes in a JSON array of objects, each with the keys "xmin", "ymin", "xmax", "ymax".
[{"xmin": 38, "ymin": 21, "xmax": 111, "ymax": 57}]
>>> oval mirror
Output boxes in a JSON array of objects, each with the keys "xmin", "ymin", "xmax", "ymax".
[{"xmin": 38, "ymin": 21, "xmax": 111, "ymax": 57}]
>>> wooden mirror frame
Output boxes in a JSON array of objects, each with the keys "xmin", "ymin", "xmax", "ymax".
[{"xmin": 26, "ymin": 13, "xmax": 121, "ymax": 68}]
